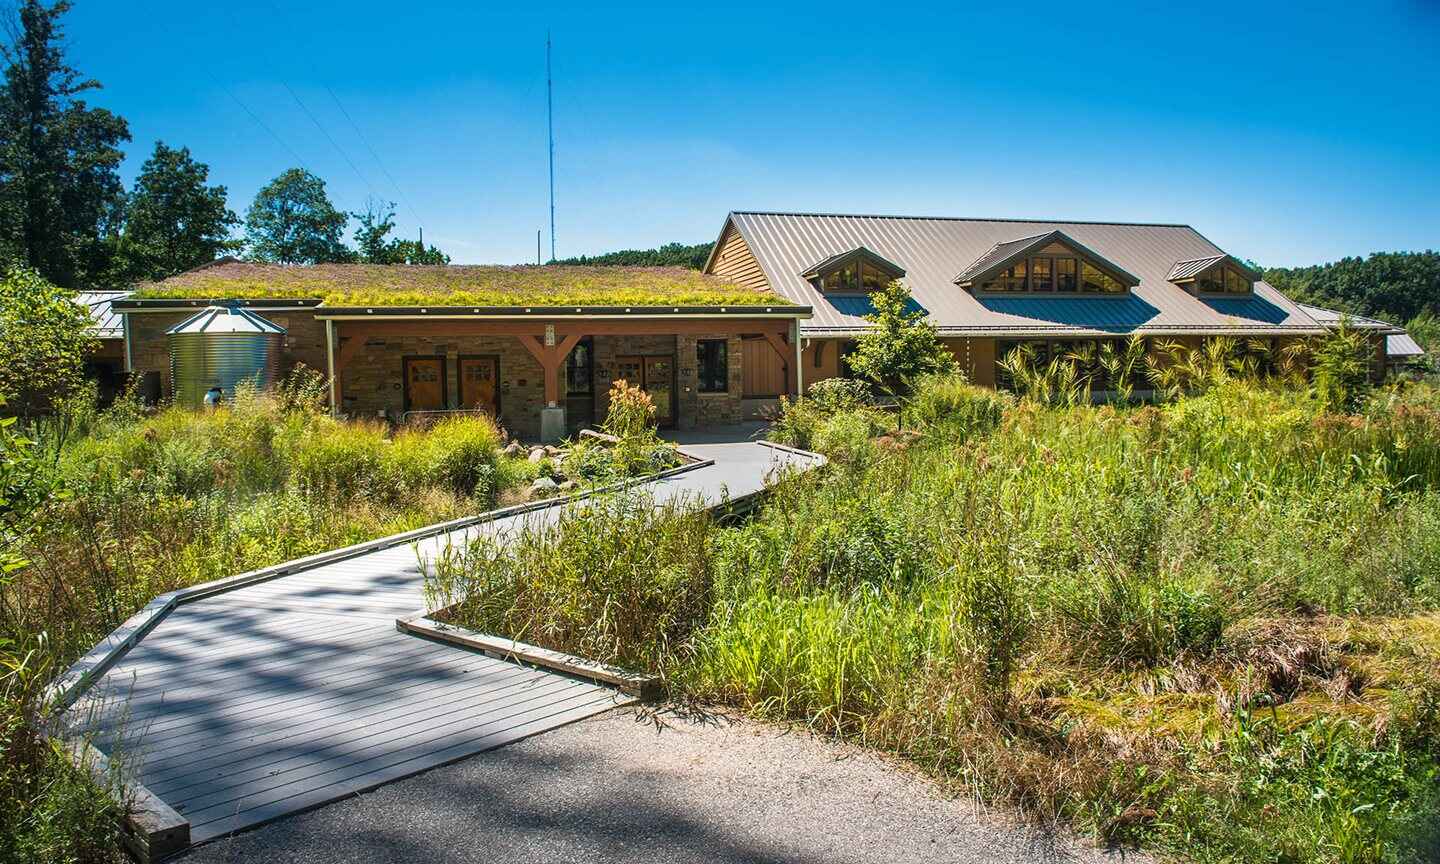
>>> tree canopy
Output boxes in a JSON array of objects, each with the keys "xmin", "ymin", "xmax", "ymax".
[
  {"xmin": 111, "ymin": 142, "xmax": 238, "ymax": 282},
  {"xmin": 0, "ymin": 0, "xmax": 130, "ymax": 288},
  {"xmin": 552, "ymin": 241, "xmax": 713, "ymax": 269},
  {"xmin": 244, "ymin": 168, "xmax": 351, "ymax": 264},
  {"xmin": 0, "ymin": 266, "xmax": 94, "ymax": 417},
  {"xmin": 352, "ymin": 200, "xmax": 448, "ymax": 265},
  {"xmin": 1265, "ymin": 251, "xmax": 1440, "ymax": 328}
]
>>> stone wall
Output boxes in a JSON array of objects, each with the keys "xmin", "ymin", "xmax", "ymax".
[
  {"xmin": 591, "ymin": 333, "xmax": 745, "ymax": 430},
  {"xmin": 126, "ymin": 308, "xmax": 329, "ymax": 399},
  {"xmin": 338, "ymin": 333, "xmax": 548, "ymax": 439}
]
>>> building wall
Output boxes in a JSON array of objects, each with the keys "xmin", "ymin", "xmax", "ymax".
[
  {"xmin": 592, "ymin": 333, "xmax": 746, "ymax": 429},
  {"xmin": 943, "ymin": 338, "xmax": 997, "ymax": 387},
  {"xmin": 338, "ymin": 333, "xmax": 548, "ymax": 438},
  {"xmin": 126, "ymin": 309, "xmax": 330, "ymax": 400},
  {"xmin": 706, "ymin": 223, "xmax": 770, "ymax": 293}
]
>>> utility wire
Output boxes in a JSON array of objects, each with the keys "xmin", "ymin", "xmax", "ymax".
[
  {"xmin": 212, "ymin": 75, "xmax": 310, "ymax": 171},
  {"xmin": 322, "ymin": 84, "xmax": 424, "ymax": 228},
  {"xmin": 280, "ymin": 80, "xmax": 382, "ymax": 203}
]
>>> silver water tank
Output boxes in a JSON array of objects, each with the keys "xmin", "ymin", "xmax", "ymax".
[{"xmin": 166, "ymin": 306, "xmax": 286, "ymax": 408}]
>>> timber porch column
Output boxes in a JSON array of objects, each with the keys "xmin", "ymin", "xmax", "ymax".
[{"xmin": 516, "ymin": 324, "xmax": 583, "ymax": 442}]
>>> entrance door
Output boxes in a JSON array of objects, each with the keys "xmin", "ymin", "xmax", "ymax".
[
  {"xmin": 615, "ymin": 355, "xmax": 676, "ymax": 428},
  {"xmin": 458, "ymin": 356, "xmax": 499, "ymax": 416},
  {"xmin": 642, "ymin": 355, "xmax": 674, "ymax": 427},
  {"xmin": 403, "ymin": 356, "xmax": 447, "ymax": 412}
]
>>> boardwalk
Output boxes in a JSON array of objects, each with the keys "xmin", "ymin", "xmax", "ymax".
[{"xmin": 63, "ymin": 438, "xmax": 818, "ymax": 847}]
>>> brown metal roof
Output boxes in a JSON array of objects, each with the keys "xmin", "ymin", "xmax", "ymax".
[
  {"xmin": 954, "ymin": 228, "xmax": 1140, "ymax": 287},
  {"xmin": 722, "ymin": 211, "xmax": 1326, "ymax": 337},
  {"xmin": 1167, "ymin": 254, "xmax": 1263, "ymax": 283},
  {"xmin": 1296, "ymin": 303, "xmax": 1402, "ymax": 333}
]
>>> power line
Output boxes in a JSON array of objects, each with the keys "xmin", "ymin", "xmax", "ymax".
[
  {"xmin": 280, "ymin": 81, "xmax": 382, "ymax": 204},
  {"xmin": 322, "ymin": 85, "xmax": 424, "ymax": 229},
  {"xmin": 212, "ymin": 76, "xmax": 310, "ymax": 171}
]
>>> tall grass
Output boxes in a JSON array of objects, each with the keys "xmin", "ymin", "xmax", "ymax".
[{"xmin": 433, "ymin": 372, "xmax": 1440, "ymax": 863}]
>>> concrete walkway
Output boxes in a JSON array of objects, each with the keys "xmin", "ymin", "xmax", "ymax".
[
  {"xmin": 65, "ymin": 437, "xmax": 819, "ymax": 847},
  {"xmin": 181, "ymin": 708, "xmax": 1135, "ymax": 864}
]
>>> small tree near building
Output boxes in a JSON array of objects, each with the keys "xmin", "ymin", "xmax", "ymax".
[
  {"xmin": 0, "ymin": 266, "xmax": 94, "ymax": 418},
  {"xmin": 844, "ymin": 280, "xmax": 956, "ymax": 397}
]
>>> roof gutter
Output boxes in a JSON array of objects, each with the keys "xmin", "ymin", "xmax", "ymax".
[{"xmin": 312, "ymin": 305, "xmax": 811, "ymax": 321}]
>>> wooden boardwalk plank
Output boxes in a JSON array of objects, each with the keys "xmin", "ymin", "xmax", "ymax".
[{"xmin": 63, "ymin": 441, "xmax": 819, "ymax": 849}]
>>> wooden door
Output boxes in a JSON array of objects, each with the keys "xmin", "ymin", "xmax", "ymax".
[
  {"xmin": 404, "ymin": 357, "xmax": 446, "ymax": 412},
  {"xmin": 742, "ymin": 337, "xmax": 786, "ymax": 398},
  {"xmin": 459, "ymin": 357, "xmax": 499, "ymax": 416},
  {"xmin": 614, "ymin": 355, "xmax": 675, "ymax": 428},
  {"xmin": 643, "ymin": 355, "xmax": 674, "ymax": 427}
]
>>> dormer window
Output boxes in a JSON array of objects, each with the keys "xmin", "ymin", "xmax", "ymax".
[
  {"xmin": 801, "ymin": 247, "xmax": 906, "ymax": 293},
  {"xmin": 958, "ymin": 230, "xmax": 1139, "ymax": 296},
  {"xmin": 1168, "ymin": 254, "xmax": 1259, "ymax": 296}
]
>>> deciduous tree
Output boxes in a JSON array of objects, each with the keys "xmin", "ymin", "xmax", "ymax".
[
  {"xmin": 0, "ymin": 0, "xmax": 130, "ymax": 287},
  {"xmin": 0, "ymin": 266, "xmax": 94, "ymax": 418},
  {"xmin": 845, "ymin": 280, "xmax": 956, "ymax": 396},
  {"xmin": 111, "ymin": 142, "xmax": 238, "ymax": 281},
  {"xmin": 352, "ymin": 199, "xmax": 448, "ymax": 265},
  {"xmin": 244, "ymin": 168, "xmax": 351, "ymax": 264}
]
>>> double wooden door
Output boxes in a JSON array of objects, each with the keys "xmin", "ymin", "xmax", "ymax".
[{"xmin": 614, "ymin": 355, "xmax": 675, "ymax": 427}]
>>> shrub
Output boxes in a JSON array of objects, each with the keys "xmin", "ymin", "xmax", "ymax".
[
  {"xmin": 1312, "ymin": 320, "xmax": 1374, "ymax": 413},
  {"xmin": 906, "ymin": 372, "xmax": 1010, "ymax": 438}
]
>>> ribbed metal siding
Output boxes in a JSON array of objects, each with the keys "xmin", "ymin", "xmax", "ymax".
[{"xmin": 168, "ymin": 332, "xmax": 283, "ymax": 408}]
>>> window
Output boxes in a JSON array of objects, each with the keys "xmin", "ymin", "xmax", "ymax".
[
  {"xmin": 1000, "ymin": 260, "xmax": 1028, "ymax": 292},
  {"xmin": 1081, "ymin": 262, "xmax": 1125, "ymax": 294},
  {"xmin": 565, "ymin": 337, "xmax": 593, "ymax": 396},
  {"xmin": 821, "ymin": 263, "xmax": 859, "ymax": 291},
  {"xmin": 1029, "ymin": 257, "xmax": 1053, "ymax": 291},
  {"xmin": 1056, "ymin": 257, "xmax": 1077, "ymax": 292},
  {"xmin": 1195, "ymin": 266, "xmax": 1252, "ymax": 295},
  {"xmin": 860, "ymin": 263, "xmax": 892, "ymax": 291},
  {"xmin": 1224, "ymin": 268, "xmax": 1251, "ymax": 294},
  {"xmin": 697, "ymin": 339, "xmax": 728, "ymax": 393}
]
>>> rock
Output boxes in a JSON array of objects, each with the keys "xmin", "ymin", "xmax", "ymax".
[
  {"xmin": 503, "ymin": 441, "xmax": 524, "ymax": 458},
  {"xmin": 544, "ymin": 445, "xmax": 562, "ymax": 456},
  {"xmin": 557, "ymin": 479, "xmax": 578, "ymax": 492},
  {"xmin": 528, "ymin": 447, "xmax": 547, "ymax": 463},
  {"xmin": 528, "ymin": 476, "xmax": 558, "ymax": 498}
]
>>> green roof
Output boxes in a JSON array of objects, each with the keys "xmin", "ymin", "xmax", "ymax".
[{"xmin": 130, "ymin": 261, "xmax": 789, "ymax": 308}]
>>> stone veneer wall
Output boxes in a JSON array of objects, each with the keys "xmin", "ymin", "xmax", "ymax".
[
  {"xmin": 593, "ymin": 333, "xmax": 744, "ymax": 430},
  {"xmin": 339, "ymin": 333, "xmax": 548, "ymax": 439}
]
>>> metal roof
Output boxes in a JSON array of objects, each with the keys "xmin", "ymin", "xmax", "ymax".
[
  {"xmin": 722, "ymin": 212, "xmax": 1327, "ymax": 337},
  {"xmin": 75, "ymin": 290, "xmax": 130, "ymax": 339},
  {"xmin": 1388, "ymin": 333, "xmax": 1425, "ymax": 357},
  {"xmin": 166, "ymin": 305, "xmax": 286, "ymax": 336},
  {"xmin": 1166, "ymin": 254, "xmax": 1263, "ymax": 283},
  {"xmin": 953, "ymin": 229, "xmax": 1141, "ymax": 287},
  {"xmin": 798, "ymin": 246, "xmax": 906, "ymax": 280},
  {"xmin": 1295, "ymin": 303, "xmax": 1400, "ymax": 332}
]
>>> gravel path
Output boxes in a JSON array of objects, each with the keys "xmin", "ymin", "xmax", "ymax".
[{"xmin": 181, "ymin": 707, "xmax": 1140, "ymax": 864}]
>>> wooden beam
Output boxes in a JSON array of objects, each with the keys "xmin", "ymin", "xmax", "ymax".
[{"xmin": 328, "ymin": 318, "xmax": 790, "ymax": 340}]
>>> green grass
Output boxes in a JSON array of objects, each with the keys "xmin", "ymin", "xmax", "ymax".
[
  {"xmin": 0, "ymin": 388, "xmax": 529, "ymax": 864},
  {"xmin": 434, "ymin": 373, "xmax": 1440, "ymax": 864},
  {"xmin": 129, "ymin": 262, "xmax": 791, "ymax": 308}
]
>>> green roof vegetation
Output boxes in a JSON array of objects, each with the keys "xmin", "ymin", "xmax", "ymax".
[{"xmin": 130, "ymin": 261, "xmax": 790, "ymax": 307}]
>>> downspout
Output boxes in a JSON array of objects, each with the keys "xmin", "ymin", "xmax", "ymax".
[
  {"xmin": 122, "ymin": 312, "xmax": 133, "ymax": 373},
  {"xmin": 325, "ymin": 319, "xmax": 338, "ymax": 417},
  {"xmin": 792, "ymin": 318, "xmax": 804, "ymax": 397}
]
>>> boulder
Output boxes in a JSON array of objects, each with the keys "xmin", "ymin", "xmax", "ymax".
[
  {"xmin": 556, "ymin": 479, "xmax": 578, "ymax": 493},
  {"xmin": 503, "ymin": 441, "xmax": 524, "ymax": 458},
  {"xmin": 528, "ymin": 476, "xmax": 559, "ymax": 498},
  {"xmin": 528, "ymin": 447, "xmax": 547, "ymax": 464}
]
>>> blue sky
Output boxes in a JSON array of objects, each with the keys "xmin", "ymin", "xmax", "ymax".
[{"xmin": 62, "ymin": 0, "xmax": 1440, "ymax": 266}]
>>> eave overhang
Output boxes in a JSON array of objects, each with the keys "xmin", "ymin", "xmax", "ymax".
[
  {"xmin": 1167, "ymin": 254, "xmax": 1263, "ymax": 284},
  {"xmin": 798, "ymin": 246, "xmax": 906, "ymax": 281}
]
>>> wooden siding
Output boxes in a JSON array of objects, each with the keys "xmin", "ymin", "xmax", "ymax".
[
  {"xmin": 742, "ymin": 337, "xmax": 786, "ymax": 397},
  {"xmin": 944, "ymin": 338, "xmax": 997, "ymax": 387},
  {"xmin": 707, "ymin": 223, "xmax": 771, "ymax": 292},
  {"xmin": 803, "ymin": 338, "xmax": 844, "ymax": 384}
]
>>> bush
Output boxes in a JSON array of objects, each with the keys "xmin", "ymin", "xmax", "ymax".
[{"xmin": 906, "ymin": 372, "xmax": 1011, "ymax": 438}]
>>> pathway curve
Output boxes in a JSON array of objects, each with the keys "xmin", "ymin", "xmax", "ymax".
[{"xmin": 64, "ymin": 439, "xmax": 819, "ymax": 847}]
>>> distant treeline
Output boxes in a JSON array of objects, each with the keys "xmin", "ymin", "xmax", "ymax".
[
  {"xmin": 1265, "ymin": 251, "xmax": 1440, "ymax": 330},
  {"xmin": 553, "ymin": 241, "xmax": 714, "ymax": 270}
]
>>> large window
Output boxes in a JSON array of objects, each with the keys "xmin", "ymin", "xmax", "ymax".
[
  {"xmin": 1195, "ymin": 265, "xmax": 1252, "ymax": 295},
  {"xmin": 1081, "ymin": 262, "xmax": 1126, "ymax": 294},
  {"xmin": 978, "ymin": 255, "xmax": 1124, "ymax": 294},
  {"xmin": 697, "ymin": 339, "xmax": 728, "ymax": 393},
  {"xmin": 821, "ymin": 263, "xmax": 859, "ymax": 292}
]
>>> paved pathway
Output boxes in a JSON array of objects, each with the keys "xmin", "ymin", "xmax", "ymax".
[
  {"xmin": 65, "ymin": 439, "xmax": 818, "ymax": 846},
  {"xmin": 181, "ymin": 709, "xmax": 1137, "ymax": 864}
]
